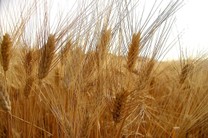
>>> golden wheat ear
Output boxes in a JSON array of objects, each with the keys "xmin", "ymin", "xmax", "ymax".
[
  {"xmin": 24, "ymin": 50, "xmax": 33, "ymax": 77},
  {"xmin": 127, "ymin": 32, "xmax": 141, "ymax": 72},
  {"xmin": 112, "ymin": 91, "xmax": 128, "ymax": 124},
  {"xmin": 0, "ymin": 84, "xmax": 11, "ymax": 112},
  {"xmin": 60, "ymin": 40, "xmax": 71, "ymax": 66},
  {"xmin": 1, "ymin": 33, "xmax": 12, "ymax": 72},
  {"xmin": 38, "ymin": 34, "xmax": 55, "ymax": 79},
  {"xmin": 179, "ymin": 63, "xmax": 194, "ymax": 84},
  {"xmin": 96, "ymin": 28, "xmax": 111, "ymax": 66}
]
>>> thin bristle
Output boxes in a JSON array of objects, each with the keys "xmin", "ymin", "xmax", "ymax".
[
  {"xmin": 1, "ymin": 33, "xmax": 12, "ymax": 72},
  {"xmin": 127, "ymin": 32, "xmax": 141, "ymax": 71},
  {"xmin": 38, "ymin": 34, "xmax": 55, "ymax": 79}
]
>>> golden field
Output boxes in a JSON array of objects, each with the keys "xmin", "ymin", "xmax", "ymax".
[{"xmin": 0, "ymin": 0, "xmax": 208, "ymax": 137}]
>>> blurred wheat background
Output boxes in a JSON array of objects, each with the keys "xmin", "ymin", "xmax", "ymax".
[{"xmin": 0, "ymin": 0, "xmax": 208, "ymax": 137}]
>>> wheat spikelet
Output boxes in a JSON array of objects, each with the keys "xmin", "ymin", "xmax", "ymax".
[
  {"xmin": 127, "ymin": 32, "xmax": 141, "ymax": 71},
  {"xmin": 38, "ymin": 34, "xmax": 55, "ymax": 79},
  {"xmin": 1, "ymin": 33, "xmax": 12, "ymax": 72},
  {"xmin": 0, "ymin": 84, "xmax": 11, "ymax": 112}
]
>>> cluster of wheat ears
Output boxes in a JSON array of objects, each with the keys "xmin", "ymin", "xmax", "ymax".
[{"xmin": 0, "ymin": 0, "xmax": 208, "ymax": 137}]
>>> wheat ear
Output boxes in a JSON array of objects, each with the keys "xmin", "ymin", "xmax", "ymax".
[
  {"xmin": 112, "ymin": 91, "xmax": 128, "ymax": 123},
  {"xmin": 23, "ymin": 50, "xmax": 34, "ymax": 98},
  {"xmin": 127, "ymin": 32, "xmax": 141, "ymax": 71},
  {"xmin": 1, "ymin": 33, "xmax": 12, "ymax": 72},
  {"xmin": 38, "ymin": 34, "xmax": 55, "ymax": 79},
  {"xmin": 96, "ymin": 28, "xmax": 111, "ymax": 67},
  {"xmin": 24, "ymin": 50, "xmax": 33, "ymax": 76},
  {"xmin": 60, "ymin": 40, "xmax": 71, "ymax": 66},
  {"xmin": 179, "ymin": 63, "xmax": 194, "ymax": 84}
]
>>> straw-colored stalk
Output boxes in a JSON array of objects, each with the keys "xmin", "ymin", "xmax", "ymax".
[
  {"xmin": 127, "ymin": 32, "xmax": 141, "ymax": 71},
  {"xmin": 38, "ymin": 35, "xmax": 55, "ymax": 79},
  {"xmin": 1, "ymin": 33, "xmax": 12, "ymax": 72}
]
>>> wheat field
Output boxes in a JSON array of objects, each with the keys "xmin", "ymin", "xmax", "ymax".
[{"xmin": 0, "ymin": 0, "xmax": 208, "ymax": 137}]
